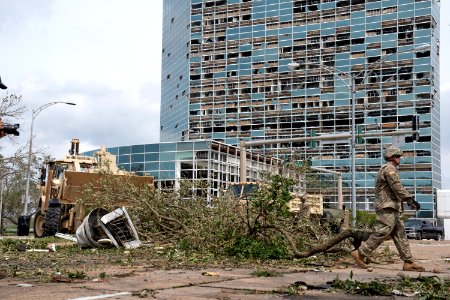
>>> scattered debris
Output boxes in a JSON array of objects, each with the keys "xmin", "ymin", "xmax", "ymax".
[
  {"xmin": 367, "ymin": 267, "xmax": 374, "ymax": 272},
  {"xmin": 131, "ymin": 289, "xmax": 154, "ymax": 298},
  {"xmin": 100, "ymin": 207, "xmax": 141, "ymax": 249},
  {"xmin": 69, "ymin": 291, "xmax": 132, "ymax": 300},
  {"xmin": 17, "ymin": 283, "xmax": 33, "ymax": 288},
  {"xmin": 432, "ymin": 268, "xmax": 442, "ymax": 274},
  {"xmin": 97, "ymin": 239, "xmax": 113, "ymax": 246},
  {"xmin": 56, "ymin": 206, "xmax": 141, "ymax": 249},
  {"xmin": 75, "ymin": 208, "xmax": 112, "ymax": 248},
  {"xmin": 392, "ymin": 289, "xmax": 419, "ymax": 297},
  {"xmin": 68, "ymin": 270, "xmax": 87, "ymax": 279},
  {"xmin": 282, "ymin": 280, "xmax": 330, "ymax": 295},
  {"xmin": 16, "ymin": 243, "xmax": 27, "ymax": 252},
  {"xmin": 331, "ymin": 277, "xmax": 391, "ymax": 296},
  {"xmin": 202, "ymin": 271, "xmax": 220, "ymax": 276},
  {"xmin": 47, "ymin": 243, "xmax": 57, "ymax": 252},
  {"xmin": 291, "ymin": 281, "xmax": 308, "ymax": 293},
  {"xmin": 55, "ymin": 233, "xmax": 77, "ymax": 242},
  {"xmin": 331, "ymin": 275, "xmax": 450, "ymax": 298},
  {"xmin": 52, "ymin": 275, "xmax": 72, "ymax": 283},
  {"xmin": 312, "ymin": 266, "xmax": 325, "ymax": 272}
]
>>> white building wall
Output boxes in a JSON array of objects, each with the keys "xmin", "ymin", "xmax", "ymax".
[
  {"xmin": 436, "ymin": 190, "xmax": 450, "ymax": 240},
  {"xmin": 443, "ymin": 219, "xmax": 450, "ymax": 241},
  {"xmin": 436, "ymin": 190, "xmax": 450, "ymax": 218}
]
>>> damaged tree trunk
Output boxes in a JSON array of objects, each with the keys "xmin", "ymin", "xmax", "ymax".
[{"xmin": 262, "ymin": 225, "xmax": 372, "ymax": 258}]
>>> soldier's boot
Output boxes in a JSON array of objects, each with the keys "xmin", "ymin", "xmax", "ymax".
[
  {"xmin": 0, "ymin": 271, "xmax": 7, "ymax": 280},
  {"xmin": 403, "ymin": 262, "xmax": 425, "ymax": 272},
  {"xmin": 351, "ymin": 250, "xmax": 368, "ymax": 269},
  {"xmin": 364, "ymin": 256, "xmax": 379, "ymax": 264}
]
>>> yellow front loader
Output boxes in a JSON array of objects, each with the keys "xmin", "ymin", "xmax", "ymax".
[{"xmin": 33, "ymin": 139, "xmax": 154, "ymax": 238}]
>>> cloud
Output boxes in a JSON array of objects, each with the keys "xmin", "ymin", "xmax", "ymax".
[
  {"xmin": 0, "ymin": 0, "xmax": 55, "ymax": 34},
  {"xmin": 441, "ymin": 149, "xmax": 450, "ymax": 189},
  {"xmin": 17, "ymin": 78, "xmax": 160, "ymax": 157},
  {"xmin": 1, "ymin": 0, "xmax": 162, "ymax": 160}
]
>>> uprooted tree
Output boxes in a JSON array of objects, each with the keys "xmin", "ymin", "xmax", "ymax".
[{"xmin": 78, "ymin": 173, "xmax": 372, "ymax": 259}]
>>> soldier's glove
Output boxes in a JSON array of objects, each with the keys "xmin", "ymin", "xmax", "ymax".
[{"xmin": 410, "ymin": 198, "xmax": 421, "ymax": 210}]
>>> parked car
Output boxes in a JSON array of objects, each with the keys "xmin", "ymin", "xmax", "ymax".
[{"xmin": 404, "ymin": 219, "xmax": 445, "ymax": 241}]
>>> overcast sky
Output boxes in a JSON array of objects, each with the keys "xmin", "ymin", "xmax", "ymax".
[
  {"xmin": 1, "ymin": 0, "xmax": 450, "ymax": 188},
  {"xmin": 0, "ymin": 0, "xmax": 162, "ymax": 155}
]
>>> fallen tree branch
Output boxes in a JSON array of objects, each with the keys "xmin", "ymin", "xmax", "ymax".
[
  {"xmin": 261, "ymin": 224, "xmax": 371, "ymax": 258},
  {"xmin": 142, "ymin": 201, "xmax": 188, "ymax": 232}
]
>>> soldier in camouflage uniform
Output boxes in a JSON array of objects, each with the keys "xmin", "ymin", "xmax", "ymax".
[{"xmin": 351, "ymin": 146, "xmax": 425, "ymax": 272}]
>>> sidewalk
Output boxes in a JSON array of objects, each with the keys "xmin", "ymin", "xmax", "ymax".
[{"xmin": 0, "ymin": 240, "xmax": 449, "ymax": 299}]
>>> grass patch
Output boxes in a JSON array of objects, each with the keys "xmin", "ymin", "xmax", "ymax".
[
  {"xmin": 224, "ymin": 236, "xmax": 289, "ymax": 260},
  {"xmin": 250, "ymin": 268, "xmax": 282, "ymax": 277},
  {"xmin": 331, "ymin": 277, "xmax": 390, "ymax": 296},
  {"xmin": 67, "ymin": 270, "xmax": 87, "ymax": 279},
  {"xmin": 330, "ymin": 274, "xmax": 450, "ymax": 299},
  {"xmin": 0, "ymin": 237, "xmax": 65, "ymax": 252}
]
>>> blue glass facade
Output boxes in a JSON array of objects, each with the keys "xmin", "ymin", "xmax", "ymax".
[
  {"xmin": 160, "ymin": 0, "xmax": 440, "ymax": 218},
  {"xmin": 160, "ymin": 0, "xmax": 191, "ymax": 142}
]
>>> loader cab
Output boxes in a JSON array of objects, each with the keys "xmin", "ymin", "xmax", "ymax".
[
  {"xmin": 39, "ymin": 167, "xmax": 47, "ymax": 186},
  {"xmin": 54, "ymin": 164, "xmax": 69, "ymax": 178}
]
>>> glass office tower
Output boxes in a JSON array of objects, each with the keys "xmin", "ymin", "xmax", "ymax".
[{"xmin": 161, "ymin": 0, "xmax": 440, "ymax": 219}]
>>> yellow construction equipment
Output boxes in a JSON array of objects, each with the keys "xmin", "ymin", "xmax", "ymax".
[{"xmin": 33, "ymin": 139, "xmax": 154, "ymax": 238}]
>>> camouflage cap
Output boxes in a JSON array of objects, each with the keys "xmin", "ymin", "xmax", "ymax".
[{"xmin": 384, "ymin": 146, "xmax": 403, "ymax": 160}]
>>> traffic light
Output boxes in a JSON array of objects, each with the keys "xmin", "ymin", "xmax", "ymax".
[
  {"xmin": 412, "ymin": 115, "xmax": 419, "ymax": 141},
  {"xmin": 356, "ymin": 125, "xmax": 363, "ymax": 144},
  {"xmin": 309, "ymin": 130, "xmax": 317, "ymax": 148}
]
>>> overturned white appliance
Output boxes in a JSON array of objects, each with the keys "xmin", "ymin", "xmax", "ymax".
[
  {"xmin": 74, "ymin": 207, "xmax": 141, "ymax": 249},
  {"xmin": 100, "ymin": 207, "xmax": 142, "ymax": 249}
]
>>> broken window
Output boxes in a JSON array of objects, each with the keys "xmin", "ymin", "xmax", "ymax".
[
  {"xmin": 383, "ymin": 27, "xmax": 397, "ymax": 34},
  {"xmin": 416, "ymin": 51, "xmax": 430, "ymax": 58},
  {"xmin": 351, "ymin": 38, "xmax": 364, "ymax": 45},
  {"xmin": 293, "ymin": 1, "xmax": 307, "ymax": 13},
  {"xmin": 416, "ymin": 22, "xmax": 431, "ymax": 30},
  {"xmin": 367, "ymin": 56, "xmax": 381, "ymax": 64}
]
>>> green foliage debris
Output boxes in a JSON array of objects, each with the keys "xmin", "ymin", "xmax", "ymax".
[{"xmin": 331, "ymin": 274, "xmax": 450, "ymax": 299}]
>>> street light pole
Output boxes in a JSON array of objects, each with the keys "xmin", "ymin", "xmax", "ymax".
[
  {"xmin": 22, "ymin": 101, "xmax": 76, "ymax": 216},
  {"xmin": 350, "ymin": 77, "xmax": 357, "ymax": 223}
]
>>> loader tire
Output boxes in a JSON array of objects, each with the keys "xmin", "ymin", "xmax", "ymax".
[
  {"xmin": 43, "ymin": 206, "xmax": 61, "ymax": 237},
  {"xmin": 33, "ymin": 210, "xmax": 46, "ymax": 238}
]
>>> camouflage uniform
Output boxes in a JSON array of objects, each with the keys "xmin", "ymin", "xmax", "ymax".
[{"xmin": 358, "ymin": 160, "xmax": 415, "ymax": 263}]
